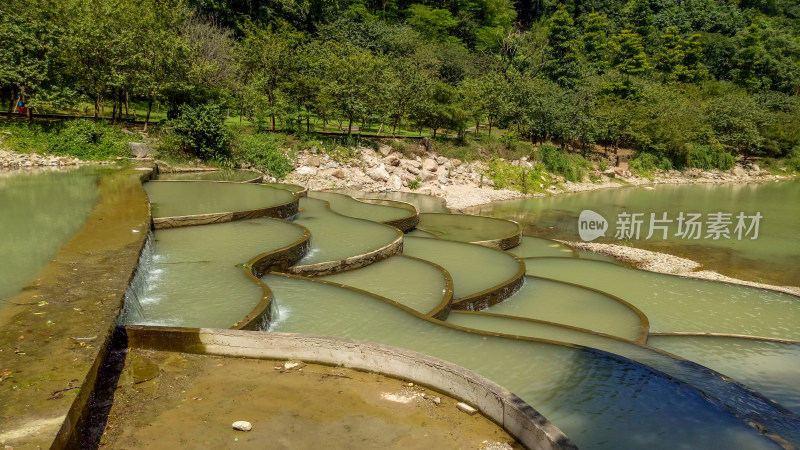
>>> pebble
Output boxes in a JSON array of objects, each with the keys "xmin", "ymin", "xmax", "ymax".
[
  {"xmin": 456, "ymin": 402, "xmax": 477, "ymax": 415},
  {"xmin": 433, "ymin": 397, "xmax": 441, "ymax": 406},
  {"xmin": 232, "ymin": 421, "xmax": 252, "ymax": 431}
]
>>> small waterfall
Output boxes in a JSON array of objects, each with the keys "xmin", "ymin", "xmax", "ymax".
[{"xmin": 118, "ymin": 231, "xmax": 155, "ymax": 325}]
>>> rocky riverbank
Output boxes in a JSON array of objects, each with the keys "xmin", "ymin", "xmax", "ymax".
[
  {"xmin": 0, "ymin": 149, "xmax": 104, "ymax": 168},
  {"xmin": 280, "ymin": 144, "xmax": 795, "ymax": 211}
]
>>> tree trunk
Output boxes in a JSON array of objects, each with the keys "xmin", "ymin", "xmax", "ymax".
[
  {"xmin": 125, "ymin": 89, "xmax": 130, "ymax": 117},
  {"xmin": 94, "ymin": 96, "xmax": 99, "ymax": 119},
  {"xmin": 306, "ymin": 114, "xmax": 310, "ymax": 133},
  {"xmin": 7, "ymin": 87, "xmax": 15, "ymax": 114},
  {"xmin": 377, "ymin": 123, "xmax": 383, "ymax": 136},
  {"xmin": 392, "ymin": 117, "xmax": 399, "ymax": 136},
  {"xmin": 476, "ymin": 120, "xmax": 479, "ymax": 137},
  {"xmin": 432, "ymin": 128, "xmax": 437, "ymax": 138},
  {"xmin": 347, "ymin": 117, "xmax": 353, "ymax": 135},
  {"xmin": 488, "ymin": 117, "xmax": 493, "ymax": 136},
  {"xmin": 144, "ymin": 97, "xmax": 153, "ymax": 131},
  {"xmin": 111, "ymin": 95, "xmax": 118, "ymax": 124}
]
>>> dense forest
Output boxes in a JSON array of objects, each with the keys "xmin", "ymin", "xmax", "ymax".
[{"xmin": 2, "ymin": 0, "xmax": 799, "ymax": 171}]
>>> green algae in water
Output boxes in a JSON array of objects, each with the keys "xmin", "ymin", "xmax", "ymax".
[
  {"xmin": 156, "ymin": 169, "xmax": 261, "ymax": 182},
  {"xmin": 649, "ymin": 335, "xmax": 800, "ymax": 415},
  {"xmin": 0, "ymin": 167, "xmax": 100, "ymax": 301},
  {"xmin": 525, "ymin": 258, "xmax": 800, "ymax": 340},
  {"xmin": 416, "ymin": 213, "xmax": 520, "ymax": 244},
  {"xmin": 123, "ymin": 218, "xmax": 304, "ymax": 328},
  {"xmin": 402, "ymin": 237, "xmax": 521, "ymax": 300},
  {"xmin": 263, "ymin": 274, "xmax": 778, "ymax": 450},
  {"xmin": 145, "ymin": 181, "xmax": 294, "ymax": 218},
  {"xmin": 308, "ymin": 191, "xmax": 412, "ymax": 223},
  {"xmin": 405, "ymin": 228, "xmax": 437, "ymax": 238},
  {"xmin": 485, "ymin": 277, "xmax": 642, "ymax": 340},
  {"xmin": 263, "ymin": 182, "xmax": 306, "ymax": 194},
  {"xmin": 293, "ymin": 197, "xmax": 399, "ymax": 266},
  {"xmin": 320, "ymin": 255, "xmax": 447, "ymax": 314}
]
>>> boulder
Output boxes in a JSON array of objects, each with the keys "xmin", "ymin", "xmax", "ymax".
[
  {"xmin": 367, "ymin": 164, "xmax": 390, "ymax": 182},
  {"xmin": 306, "ymin": 156, "xmax": 322, "ymax": 167},
  {"xmin": 419, "ymin": 169, "xmax": 437, "ymax": 182},
  {"xmin": 295, "ymin": 166, "xmax": 318, "ymax": 176},
  {"xmin": 406, "ymin": 165, "xmax": 420, "ymax": 176},
  {"xmin": 379, "ymin": 144, "xmax": 393, "ymax": 156},
  {"xmin": 129, "ymin": 142, "xmax": 155, "ymax": 158},
  {"xmin": 388, "ymin": 174, "xmax": 403, "ymax": 190},
  {"xmin": 422, "ymin": 158, "xmax": 438, "ymax": 172},
  {"xmin": 384, "ymin": 154, "xmax": 401, "ymax": 166},
  {"xmin": 435, "ymin": 155, "xmax": 448, "ymax": 165},
  {"xmin": 419, "ymin": 137, "xmax": 432, "ymax": 152}
]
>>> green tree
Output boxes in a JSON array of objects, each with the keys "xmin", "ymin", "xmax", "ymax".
[
  {"xmin": 582, "ymin": 11, "xmax": 610, "ymax": 74},
  {"xmin": 406, "ymin": 4, "xmax": 458, "ymax": 43},
  {"xmin": 237, "ymin": 19, "xmax": 306, "ymax": 131},
  {"xmin": 608, "ymin": 30, "xmax": 650, "ymax": 97},
  {"xmin": 543, "ymin": 5, "xmax": 581, "ymax": 88},
  {"xmin": 654, "ymin": 26, "xmax": 685, "ymax": 82}
]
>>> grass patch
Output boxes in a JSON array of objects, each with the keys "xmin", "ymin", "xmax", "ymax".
[{"xmin": 0, "ymin": 120, "xmax": 137, "ymax": 160}]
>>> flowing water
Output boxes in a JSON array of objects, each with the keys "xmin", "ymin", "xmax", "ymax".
[
  {"xmin": 121, "ymin": 218, "xmax": 305, "ymax": 328},
  {"xmin": 402, "ymin": 237, "xmax": 522, "ymax": 300},
  {"xmin": 330, "ymin": 189, "xmax": 449, "ymax": 213},
  {"xmin": 0, "ymin": 166, "xmax": 101, "ymax": 302},
  {"xmin": 263, "ymin": 273, "xmax": 780, "ymax": 450},
  {"xmin": 649, "ymin": 335, "xmax": 800, "ymax": 415},
  {"xmin": 145, "ymin": 181, "xmax": 294, "ymax": 218},
  {"xmin": 466, "ymin": 180, "xmax": 800, "ymax": 286},
  {"xmin": 293, "ymin": 197, "xmax": 399, "ymax": 266}
]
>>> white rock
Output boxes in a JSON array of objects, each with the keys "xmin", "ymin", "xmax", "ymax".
[
  {"xmin": 295, "ymin": 166, "xmax": 317, "ymax": 176},
  {"xmin": 456, "ymin": 402, "xmax": 477, "ymax": 415},
  {"xmin": 232, "ymin": 421, "xmax": 252, "ymax": 431},
  {"xmin": 367, "ymin": 164, "xmax": 390, "ymax": 182}
]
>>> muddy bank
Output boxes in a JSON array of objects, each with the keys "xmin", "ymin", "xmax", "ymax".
[{"xmin": 559, "ymin": 240, "xmax": 800, "ymax": 297}]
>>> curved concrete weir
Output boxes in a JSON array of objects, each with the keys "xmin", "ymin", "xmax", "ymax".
[
  {"xmin": 121, "ymin": 218, "xmax": 307, "ymax": 329},
  {"xmin": 287, "ymin": 197, "xmax": 403, "ymax": 276},
  {"xmin": 330, "ymin": 188, "xmax": 450, "ymax": 213},
  {"xmin": 484, "ymin": 276, "xmax": 644, "ymax": 341},
  {"xmin": 308, "ymin": 190, "xmax": 418, "ymax": 231},
  {"xmin": 507, "ymin": 236, "xmax": 575, "ymax": 259},
  {"xmin": 402, "ymin": 236, "xmax": 524, "ymax": 309},
  {"xmin": 155, "ymin": 169, "xmax": 262, "ymax": 182},
  {"xmin": 319, "ymin": 254, "xmax": 453, "ymax": 318},
  {"xmin": 144, "ymin": 181, "xmax": 297, "ymax": 229},
  {"xmin": 261, "ymin": 273, "xmax": 781, "ymax": 450},
  {"xmin": 416, "ymin": 212, "xmax": 522, "ymax": 250},
  {"xmin": 525, "ymin": 258, "xmax": 800, "ymax": 340},
  {"xmin": 649, "ymin": 335, "xmax": 800, "ymax": 415}
]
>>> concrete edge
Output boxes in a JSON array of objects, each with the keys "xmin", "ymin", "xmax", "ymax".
[
  {"xmin": 452, "ymin": 252, "xmax": 527, "ymax": 311},
  {"xmin": 122, "ymin": 327, "xmax": 578, "ymax": 450},
  {"xmin": 287, "ymin": 232, "xmax": 404, "ymax": 277}
]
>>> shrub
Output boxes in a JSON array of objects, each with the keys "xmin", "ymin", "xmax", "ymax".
[
  {"xmin": 48, "ymin": 120, "xmax": 132, "ymax": 160},
  {"xmin": 233, "ymin": 133, "xmax": 294, "ymax": 178},
  {"xmin": 686, "ymin": 144, "xmax": 735, "ymax": 170},
  {"xmin": 170, "ymin": 104, "xmax": 231, "ymax": 161},
  {"xmin": 488, "ymin": 159, "xmax": 548, "ymax": 193},
  {"xmin": 537, "ymin": 145, "xmax": 591, "ymax": 182},
  {"xmin": 629, "ymin": 152, "xmax": 672, "ymax": 177}
]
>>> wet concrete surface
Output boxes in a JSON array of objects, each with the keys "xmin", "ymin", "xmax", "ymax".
[
  {"xmin": 0, "ymin": 167, "xmax": 151, "ymax": 448},
  {"xmin": 99, "ymin": 349, "xmax": 516, "ymax": 449}
]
